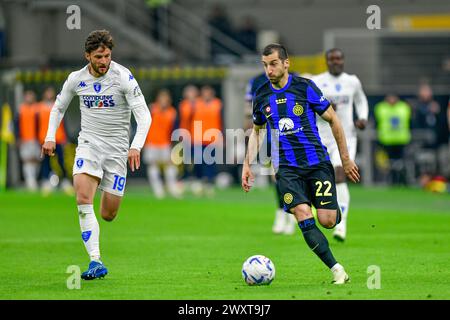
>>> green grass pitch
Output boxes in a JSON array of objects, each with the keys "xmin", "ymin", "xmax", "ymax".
[{"xmin": 0, "ymin": 184, "xmax": 449, "ymax": 300}]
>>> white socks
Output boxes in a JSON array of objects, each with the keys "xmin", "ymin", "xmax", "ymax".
[
  {"xmin": 164, "ymin": 165, "xmax": 177, "ymax": 192},
  {"xmin": 23, "ymin": 162, "xmax": 38, "ymax": 190},
  {"xmin": 336, "ymin": 182, "xmax": 350, "ymax": 228},
  {"xmin": 78, "ymin": 204, "xmax": 100, "ymax": 262},
  {"xmin": 272, "ymin": 209, "xmax": 286, "ymax": 234},
  {"xmin": 148, "ymin": 165, "xmax": 165, "ymax": 198},
  {"xmin": 148, "ymin": 164, "xmax": 180, "ymax": 197}
]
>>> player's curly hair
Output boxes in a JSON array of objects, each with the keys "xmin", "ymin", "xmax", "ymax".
[
  {"xmin": 262, "ymin": 43, "xmax": 289, "ymax": 61},
  {"xmin": 85, "ymin": 30, "xmax": 114, "ymax": 53}
]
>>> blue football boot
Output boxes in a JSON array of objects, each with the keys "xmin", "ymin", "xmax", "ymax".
[{"xmin": 81, "ymin": 261, "xmax": 108, "ymax": 280}]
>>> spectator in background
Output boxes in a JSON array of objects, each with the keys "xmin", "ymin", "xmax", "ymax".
[
  {"xmin": 143, "ymin": 89, "xmax": 180, "ymax": 199},
  {"xmin": 447, "ymin": 98, "xmax": 450, "ymax": 178},
  {"xmin": 236, "ymin": 16, "xmax": 257, "ymax": 52},
  {"xmin": 374, "ymin": 94, "xmax": 412, "ymax": 185},
  {"xmin": 448, "ymin": 98, "xmax": 450, "ymax": 144},
  {"xmin": 178, "ymin": 85, "xmax": 200, "ymax": 181},
  {"xmin": 17, "ymin": 90, "xmax": 40, "ymax": 191},
  {"xmin": 409, "ymin": 83, "xmax": 448, "ymax": 177},
  {"xmin": 0, "ymin": 4, "xmax": 6, "ymax": 57},
  {"xmin": 447, "ymin": 98, "xmax": 450, "ymax": 135},
  {"xmin": 191, "ymin": 85, "xmax": 222, "ymax": 196},
  {"xmin": 37, "ymin": 87, "xmax": 73, "ymax": 195},
  {"xmin": 410, "ymin": 84, "xmax": 441, "ymax": 139},
  {"xmin": 207, "ymin": 4, "xmax": 235, "ymax": 58}
]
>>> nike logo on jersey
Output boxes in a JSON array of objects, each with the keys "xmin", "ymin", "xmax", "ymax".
[{"xmin": 320, "ymin": 201, "xmax": 332, "ymax": 206}]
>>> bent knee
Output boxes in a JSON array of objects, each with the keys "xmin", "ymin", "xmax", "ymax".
[
  {"xmin": 317, "ymin": 210, "xmax": 337, "ymax": 229},
  {"xmin": 320, "ymin": 220, "xmax": 335, "ymax": 229},
  {"xmin": 290, "ymin": 204, "xmax": 313, "ymax": 221},
  {"xmin": 101, "ymin": 209, "xmax": 117, "ymax": 222}
]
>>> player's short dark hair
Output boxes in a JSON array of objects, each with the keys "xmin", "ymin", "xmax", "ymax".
[
  {"xmin": 85, "ymin": 30, "xmax": 114, "ymax": 53},
  {"xmin": 262, "ymin": 44, "xmax": 289, "ymax": 61},
  {"xmin": 325, "ymin": 48, "xmax": 344, "ymax": 59}
]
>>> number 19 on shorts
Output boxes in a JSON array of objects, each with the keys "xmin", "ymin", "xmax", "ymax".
[{"xmin": 113, "ymin": 175, "xmax": 126, "ymax": 192}]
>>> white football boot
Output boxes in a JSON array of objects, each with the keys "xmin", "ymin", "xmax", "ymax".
[{"xmin": 331, "ymin": 263, "xmax": 350, "ymax": 285}]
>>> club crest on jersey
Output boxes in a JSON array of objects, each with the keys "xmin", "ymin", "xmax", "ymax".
[
  {"xmin": 76, "ymin": 158, "xmax": 84, "ymax": 168},
  {"xmin": 94, "ymin": 82, "xmax": 102, "ymax": 93},
  {"xmin": 335, "ymin": 83, "xmax": 342, "ymax": 92},
  {"xmin": 133, "ymin": 85, "xmax": 142, "ymax": 97},
  {"xmin": 293, "ymin": 103, "xmax": 303, "ymax": 116}
]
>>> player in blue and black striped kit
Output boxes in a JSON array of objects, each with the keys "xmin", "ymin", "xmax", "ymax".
[
  {"xmin": 245, "ymin": 73, "xmax": 298, "ymax": 235},
  {"xmin": 242, "ymin": 44, "xmax": 360, "ymax": 284}
]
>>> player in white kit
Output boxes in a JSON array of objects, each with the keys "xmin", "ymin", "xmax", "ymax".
[
  {"xmin": 41, "ymin": 30, "xmax": 152, "ymax": 279},
  {"xmin": 312, "ymin": 48, "xmax": 368, "ymax": 242}
]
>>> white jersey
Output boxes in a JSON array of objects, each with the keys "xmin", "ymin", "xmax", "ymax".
[
  {"xmin": 312, "ymin": 72, "xmax": 368, "ymax": 146},
  {"xmin": 45, "ymin": 61, "xmax": 151, "ymax": 156}
]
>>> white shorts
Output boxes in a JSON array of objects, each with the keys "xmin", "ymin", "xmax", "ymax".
[
  {"xmin": 20, "ymin": 141, "xmax": 41, "ymax": 161},
  {"xmin": 325, "ymin": 137, "xmax": 357, "ymax": 167},
  {"xmin": 143, "ymin": 145, "xmax": 172, "ymax": 164},
  {"xmin": 73, "ymin": 145, "xmax": 128, "ymax": 196}
]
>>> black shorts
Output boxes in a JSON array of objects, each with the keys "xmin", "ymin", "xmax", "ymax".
[{"xmin": 275, "ymin": 162, "xmax": 338, "ymax": 213}]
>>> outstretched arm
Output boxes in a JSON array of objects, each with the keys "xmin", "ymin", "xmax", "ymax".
[
  {"xmin": 242, "ymin": 123, "xmax": 266, "ymax": 192},
  {"xmin": 320, "ymin": 106, "xmax": 360, "ymax": 183}
]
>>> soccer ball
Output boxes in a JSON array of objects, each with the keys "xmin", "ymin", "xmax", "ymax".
[{"xmin": 242, "ymin": 255, "xmax": 275, "ymax": 285}]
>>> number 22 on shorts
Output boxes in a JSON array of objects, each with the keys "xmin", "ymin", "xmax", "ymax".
[{"xmin": 315, "ymin": 180, "xmax": 332, "ymax": 197}]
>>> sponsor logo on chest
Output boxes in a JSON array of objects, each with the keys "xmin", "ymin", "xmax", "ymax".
[{"xmin": 82, "ymin": 95, "xmax": 116, "ymax": 108}]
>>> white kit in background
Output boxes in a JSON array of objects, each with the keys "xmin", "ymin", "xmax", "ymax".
[{"xmin": 312, "ymin": 71, "xmax": 368, "ymax": 239}]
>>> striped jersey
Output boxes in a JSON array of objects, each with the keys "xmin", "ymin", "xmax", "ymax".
[{"xmin": 252, "ymin": 74, "xmax": 331, "ymax": 169}]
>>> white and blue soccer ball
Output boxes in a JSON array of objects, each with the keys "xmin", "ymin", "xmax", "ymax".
[{"xmin": 242, "ymin": 255, "xmax": 275, "ymax": 285}]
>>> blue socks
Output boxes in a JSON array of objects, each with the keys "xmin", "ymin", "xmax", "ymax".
[{"xmin": 298, "ymin": 218, "xmax": 337, "ymax": 269}]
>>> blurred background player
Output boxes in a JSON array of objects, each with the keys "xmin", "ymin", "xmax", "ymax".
[
  {"xmin": 245, "ymin": 72, "xmax": 297, "ymax": 235},
  {"xmin": 191, "ymin": 85, "xmax": 222, "ymax": 196},
  {"xmin": 143, "ymin": 89, "xmax": 180, "ymax": 198},
  {"xmin": 37, "ymin": 86, "xmax": 73, "ymax": 195},
  {"xmin": 312, "ymin": 48, "xmax": 369, "ymax": 242},
  {"xmin": 17, "ymin": 90, "xmax": 40, "ymax": 191},
  {"xmin": 178, "ymin": 85, "xmax": 200, "ymax": 185}
]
